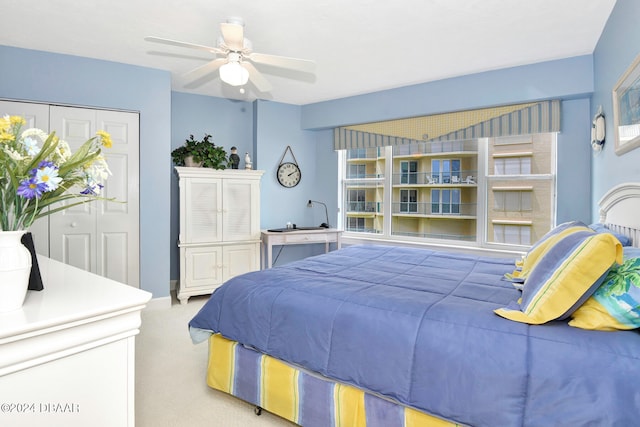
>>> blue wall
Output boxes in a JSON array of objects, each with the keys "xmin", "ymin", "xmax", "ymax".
[
  {"xmin": 591, "ymin": 0, "xmax": 640, "ymax": 218},
  {"xmin": 301, "ymin": 55, "xmax": 594, "ymax": 129},
  {"xmin": 0, "ymin": 45, "xmax": 172, "ymax": 298},
  {"xmin": 254, "ymin": 100, "xmax": 338, "ymax": 266}
]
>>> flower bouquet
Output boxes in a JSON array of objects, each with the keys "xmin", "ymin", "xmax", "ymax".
[
  {"xmin": 0, "ymin": 115, "xmax": 114, "ymax": 310},
  {"xmin": 0, "ymin": 115, "xmax": 113, "ymax": 231}
]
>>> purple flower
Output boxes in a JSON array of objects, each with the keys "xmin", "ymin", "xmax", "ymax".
[
  {"xmin": 80, "ymin": 182, "xmax": 103, "ymax": 196},
  {"xmin": 38, "ymin": 160, "xmax": 55, "ymax": 169},
  {"xmin": 17, "ymin": 177, "xmax": 47, "ymax": 199}
]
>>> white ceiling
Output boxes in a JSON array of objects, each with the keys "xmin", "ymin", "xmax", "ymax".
[{"xmin": 2, "ymin": 0, "xmax": 616, "ymax": 105}]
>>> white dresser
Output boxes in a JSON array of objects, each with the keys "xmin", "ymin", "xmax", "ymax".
[
  {"xmin": 0, "ymin": 256, "xmax": 151, "ymax": 427},
  {"xmin": 176, "ymin": 167, "xmax": 264, "ymax": 304}
]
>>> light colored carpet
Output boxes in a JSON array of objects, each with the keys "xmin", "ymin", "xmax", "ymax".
[{"xmin": 135, "ymin": 294, "xmax": 296, "ymax": 427}]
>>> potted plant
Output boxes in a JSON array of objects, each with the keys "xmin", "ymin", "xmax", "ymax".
[{"xmin": 171, "ymin": 134, "xmax": 229, "ymax": 169}]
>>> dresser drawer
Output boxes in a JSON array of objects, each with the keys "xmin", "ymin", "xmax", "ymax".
[{"xmin": 284, "ymin": 232, "xmax": 332, "ymax": 244}]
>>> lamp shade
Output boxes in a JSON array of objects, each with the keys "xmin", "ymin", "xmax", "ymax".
[{"xmin": 220, "ymin": 62, "xmax": 249, "ymax": 86}]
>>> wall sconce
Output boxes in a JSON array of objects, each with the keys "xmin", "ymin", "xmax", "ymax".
[{"xmin": 307, "ymin": 200, "xmax": 330, "ymax": 228}]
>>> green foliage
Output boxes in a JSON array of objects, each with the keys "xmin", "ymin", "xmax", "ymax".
[
  {"xmin": 171, "ymin": 134, "xmax": 229, "ymax": 169},
  {"xmin": 600, "ymin": 258, "xmax": 640, "ymax": 297}
]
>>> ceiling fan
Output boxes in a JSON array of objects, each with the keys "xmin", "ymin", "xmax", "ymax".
[{"xmin": 145, "ymin": 17, "xmax": 315, "ymax": 93}]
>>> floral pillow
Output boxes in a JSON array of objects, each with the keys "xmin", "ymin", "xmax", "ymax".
[{"xmin": 569, "ymin": 257, "xmax": 640, "ymax": 331}]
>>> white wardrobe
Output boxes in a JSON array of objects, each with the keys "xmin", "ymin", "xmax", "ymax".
[
  {"xmin": 176, "ymin": 167, "xmax": 263, "ymax": 304},
  {"xmin": 0, "ymin": 100, "xmax": 140, "ymax": 287}
]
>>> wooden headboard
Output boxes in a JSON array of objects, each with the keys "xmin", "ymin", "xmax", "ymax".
[{"xmin": 598, "ymin": 182, "xmax": 640, "ymax": 248}]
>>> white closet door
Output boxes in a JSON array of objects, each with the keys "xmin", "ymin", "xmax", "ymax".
[
  {"xmin": 0, "ymin": 100, "xmax": 50, "ymax": 255},
  {"xmin": 49, "ymin": 107, "xmax": 97, "ymax": 273},
  {"xmin": 96, "ymin": 109, "xmax": 140, "ymax": 287},
  {"xmin": 49, "ymin": 106, "xmax": 140, "ymax": 287}
]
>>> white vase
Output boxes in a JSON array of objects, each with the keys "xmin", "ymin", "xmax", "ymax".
[{"xmin": 0, "ymin": 230, "xmax": 32, "ymax": 312}]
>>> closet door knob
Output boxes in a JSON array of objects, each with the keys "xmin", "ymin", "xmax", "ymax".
[{"xmin": 71, "ymin": 222, "xmax": 78, "ymax": 228}]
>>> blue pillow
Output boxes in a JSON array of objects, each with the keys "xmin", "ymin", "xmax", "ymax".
[
  {"xmin": 623, "ymin": 247, "xmax": 640, "ymax": 260},
  {"xmin": 589, "ymin": 223, "xmax": 632, "ymax": 246}
]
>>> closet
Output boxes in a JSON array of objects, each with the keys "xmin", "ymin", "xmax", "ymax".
[{"xmin": 0, "ymin": 100, "xmax": 140, "ymax": 287}]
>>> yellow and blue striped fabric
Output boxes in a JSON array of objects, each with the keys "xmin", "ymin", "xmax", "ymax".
[
  {"xmin": 507, "ymin": 221, "xmax": 592, "ymax": 283},
  {"xmin": 207, "ymin": 334, "xmax": 458, "ymax": 427},
  {"xmin": 495, "ymin": 230, "xmax": 623, "ymax": 324}
]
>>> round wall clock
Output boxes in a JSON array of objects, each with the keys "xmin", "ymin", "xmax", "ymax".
[
  {"xmin": 276, "ymin": 146, "xmax": 301, "ymax": 188},
  {"xmin": 277, "ymin": 162, "xmax": 301, "ymax": 188}
]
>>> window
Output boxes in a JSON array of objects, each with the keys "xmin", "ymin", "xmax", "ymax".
[
  {"xmin": 493, "ymin": 135, "xmax": 533, "ymax": 146},
  {"xmin": 348, "ymin": 164, "xmax": 366, "ymax": 179},
  {"xmin": 400, "ymin": 189, "xmax": 418, "ymax": 213},
  {"xmin": 494, "ymin": 156, "xmax": 531, "ymax": 175},
  {"xmin": 493, "ymin": 223, "xmax": 531, "ymax": 245},
  {"xmin": 346, "ymin": 189, "xmax": 366, "ymax": 212},
  {"xmin": 340, "ymin": 133, "xmax": 555, "ymax": 248},
  {"xmin": 348, "ymin": 148, "xmax": 369, "ymax": 159},
  {"xmin": 400, "ymin": 161, "xmax": 418, "ymax": 184},
  {"xmin": 431, "ymin": 189, "xmax": 460, "ymax": 214},
  {"xmin": 347, "ymin": 217, "xmax": 365, "ymax": 231},
  {"xmin": 494, "ymin": 190, "xmax": 532, "ymax": 212},
  {"xmin": 431, "ymin": 159, "xmax": 460, "ymax": 183}
]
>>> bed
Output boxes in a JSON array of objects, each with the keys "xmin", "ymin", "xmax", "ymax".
[{"xmin": 189, "ymin": 182, "xmax": 640, "ymax": 426}]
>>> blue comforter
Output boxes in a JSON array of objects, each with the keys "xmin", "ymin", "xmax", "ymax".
[{"xmin": 189, "ymin": 245, "xmax": 640, "ymax": 426}]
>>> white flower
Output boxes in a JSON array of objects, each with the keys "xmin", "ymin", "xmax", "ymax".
[
  {"xmin": 53, "ymin": 140, "xmax": 71, "ymax": 163},
  {"xmin": 2, "ymin": 146, "xmax": 25, "ymax": 161},
  {"xmin": 18, "ymin": 128, "xmax": 48, "ymax": 157},
  {"xmin": 35, "ymin": 165, "xmax": 62, "ymax": 191},
  {"xmin": 21, "ymin": 136, "xmax": 41, "ymax": 156},
  {"xmin": 20, "ymin": 128, "xmax": 49, "ymax": 142},
  {"xmin": 87, "ymin": 155, "xmax": 112, "ymax": 181}
]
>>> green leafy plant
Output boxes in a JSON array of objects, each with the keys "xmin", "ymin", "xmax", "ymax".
[{"xmin": 171, "ymin": 134, "xmax": 228, "ymax": 169}]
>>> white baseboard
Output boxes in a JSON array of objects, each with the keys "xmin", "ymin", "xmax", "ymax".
[{"xmin": 144, "ymin": 296, "xmax": 172, "ymax": 310}]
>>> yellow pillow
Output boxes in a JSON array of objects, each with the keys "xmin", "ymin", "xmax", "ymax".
[{"xmin": 495, "ymin": 231, "xmax": 622, "ymax": 325}]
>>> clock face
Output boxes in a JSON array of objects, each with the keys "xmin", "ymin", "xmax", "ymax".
[{"xmin": 277, "ymin": 162, "xmax": 301, "ymax": 188}]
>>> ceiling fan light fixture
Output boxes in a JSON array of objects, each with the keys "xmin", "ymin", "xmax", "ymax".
[{"xmin": 219, "ymin": 61, "xmax": 249, "ymax": 86}]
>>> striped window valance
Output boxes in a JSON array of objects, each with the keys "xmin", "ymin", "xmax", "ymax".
[{"xmin": 334, "ymin": 100, "xmax": 561, "ymax": 150}]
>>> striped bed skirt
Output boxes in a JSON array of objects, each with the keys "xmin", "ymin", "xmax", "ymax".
[{"xmin": 207, "ymin": 333, "xmax": 460, "ymax": 427}]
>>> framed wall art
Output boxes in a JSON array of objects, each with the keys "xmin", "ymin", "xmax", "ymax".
[{"xmin": 613, "ymin": 53, "xmax": 640, "ymax": 155}]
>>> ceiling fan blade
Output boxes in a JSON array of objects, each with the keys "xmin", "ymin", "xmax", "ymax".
[
  {"xmin": 220, "ymin": 22, "xmax": 244, "ymax": 51},
  {"xmin": 248, "ymin": 52, "xmax": 316, "ymax": 74},
  {"xmin": 183, "ymin": 58, "xmax": 226, "ymax": 82},
  {"xmin": 144, "ymin": 36, "xmax": 224, "ymax": 55},
  {"xmin": 242, "ymin": 62, "xmax": 272, "ymax": 93}
]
